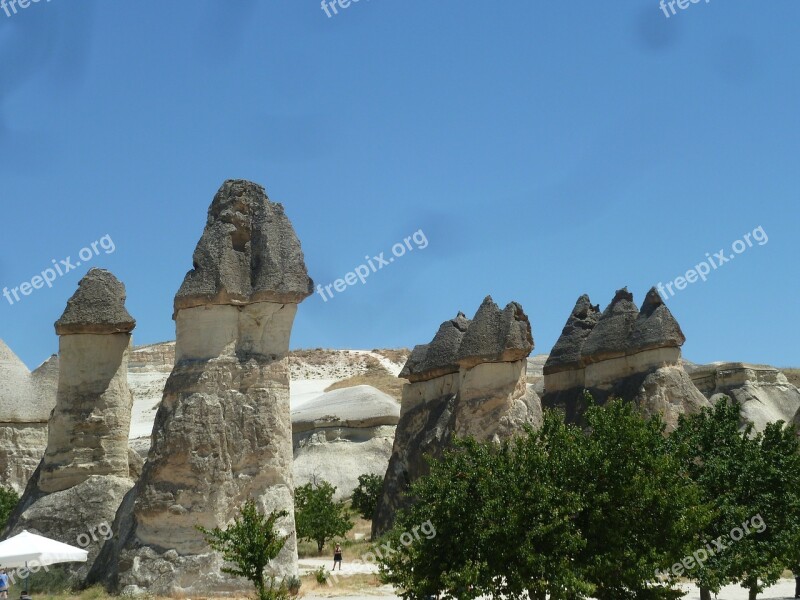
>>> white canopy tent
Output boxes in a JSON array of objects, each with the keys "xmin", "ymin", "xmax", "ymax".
[
  {"xmin": 0, "ymin": 530, "xmax": 88, "ymax": 595},
  {"xmin": 0, "ymin": 530, "xmax": 88, "ymax": 568}
]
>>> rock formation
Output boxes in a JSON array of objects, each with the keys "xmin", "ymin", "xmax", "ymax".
[
  {"xmin": 90, "ymin": 180, "xmax": 312, "ymax": 595},
  {"xmin": 2, "ymin": 268, "xmax": 137, "ymax": 580},
  {"xmin": 127, "ymin": 342, "xmax": 176, "ymax": 457},
  {"xmin": 542, "ymin": 287, "xmax": 709, "ymax": 429},
  {"xmin": 0, "ymin": 342, "xmax": 58, "ymax": 493},
  {"xmin": 292, "ymin": 385, "xmax": 399, "ymax": 500},
  {"xmin": 373, "ymin": 297, "xmax": 541, "ymax": 536},
  {"xmin": 688, "ymin": 362, "xmax": 800, "ymax": 432}
]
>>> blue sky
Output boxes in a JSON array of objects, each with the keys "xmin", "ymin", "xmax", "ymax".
[{"xmin": 1, "ymin": 0, "xmax": 798, "ymax": 370}]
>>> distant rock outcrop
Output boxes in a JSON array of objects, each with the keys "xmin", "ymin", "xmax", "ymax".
[
  {"xmin": 2, "ymin": 269, "xmax": 137, "ymax": 580},
  {"xmin": 0, "ymin": 341, "xmax": 58, "ymax": 494},
  {"xmin": 292, "ymin": 385, "xmax": 400, "ymax": 500},
  {"xmin": 543, "ymin": 287, "xmax": 708, "ymax": 429},
  {"xmin": 373, "ymin": 297, "xmax": 541, "ymax": 536},
  {"xmin": 91, "ymin": 180, "xmax": 312, "ymax": 596},
  {"xmin": 688, "ymin": 362, "xmax": 800, "ymax": 432}
]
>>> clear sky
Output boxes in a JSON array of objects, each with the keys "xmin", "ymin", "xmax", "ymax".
[{"xmin": 1, "ymin": 0, "xmax": 798, "ymax": 370}]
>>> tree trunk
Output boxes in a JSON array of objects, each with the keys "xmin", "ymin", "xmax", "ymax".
[
  {"xmin": 749, "ymin": 584, "xmax": 759, "ymax": 600},
  {"xmin": 318, "ymin": 539, "xmax": 324, "ymax": 553},
  {"xmin": 700, "ymin": 587, "xmax": 711, "ymax": 600}
]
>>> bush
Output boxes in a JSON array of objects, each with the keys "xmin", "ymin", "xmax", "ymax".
[
  {"xmin": 197, "ymin": 500, "xmax": 290, "ymax": 600},
  {"xmin": 314, "ymin": 566, "xmax": 329, "ymax": 584},
  {"xmin": 0, "ymin": 486, "xmax": 19, "ymax": 530},
  {"xmin": 285, "ymin": 574, "xmax": 301, "ymax": 595},
  {"xmin": 351, "ymin": 473, "xmax": 384, "ymax": 520},
  {"xmin": 25, "ymin": 565, "xmax": 77, "ymax": 594}
]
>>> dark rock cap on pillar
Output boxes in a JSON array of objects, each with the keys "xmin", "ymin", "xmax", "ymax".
[
  {"xmin": 174, "ymin": 180, "xmax": 314, "ymax": 315},
  {"xmin": 54, "ymin": 269, "xmax": 136, "ymax": 335},
  {"xmin": 543, "ymin": 294, "xmax": 601, "ymax": 375},
  {"xmin": 581, "ymin": 287, "xmax": 639, "ymax": 363},
  {"xmin": 399, "ymin": 344, "xmax": 430, "ymax": 381},
  {"xmin": 456, "ymin": 296, "xmax": 534, "ymax": 369},
  {"xmin": 627, "ymin": 287, "xmax": 686, "ymax": 352},
  {"xmin": 399, "ymin": 312, "xmax": 471, "ymax": 383}
]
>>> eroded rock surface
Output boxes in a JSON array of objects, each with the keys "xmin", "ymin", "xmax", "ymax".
[
  {"xmin": 688, "ymin": 362, "xmax": 800, "ymax": 432},
  {"xmin": 292, "ymin": 385, "xmax": 400, "ymax": 500},
  {"xmin": 2, "ymin": 269, "xmax": 136, "ymax": 580},
  {"xmin": 0, "ymin": 341, "xmax": 58, "ymax": 493},
  {"xmin": 543, "ymin": 287, "xmax": 708, "ymax": 429},
  {"xmin": 90, "ymin": 180, "xmax": 312, "ymax": 595},
  {"xmin": 373, "ymin": 298, "xmax": 541, "ymax": 536}
]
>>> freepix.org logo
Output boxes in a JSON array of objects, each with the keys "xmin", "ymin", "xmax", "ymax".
[
  {"xmin": 2, "ymin": 0, "xmax": 54, "ymax": 19},
  {"xmin": 2, "ymin": 234, "xmax": 116, "ymax": 307}
]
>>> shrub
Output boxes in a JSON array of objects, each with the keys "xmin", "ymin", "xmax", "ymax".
[
  {"xmin": 351, "ymin": 473, "xmax": 384, "ymax": 520},
  {"xmin": 197, "ymin": 500, "xmax": 290, "ymax": 600},
  {"xmin": 0, "ymin": 486, "xmax": 19, "ymax": 530},
  {"xmin": 314, "ymin": 566, "xmax": 329, "ymax": 585}
]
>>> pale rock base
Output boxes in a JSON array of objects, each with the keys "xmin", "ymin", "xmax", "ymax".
[
  {"xmin": 40, "ymin": 333, "xmax": 133, "ymax": 493},
  {"xmin": 0, "ymin": 423, "xmax": 48, "ymax": 494}
]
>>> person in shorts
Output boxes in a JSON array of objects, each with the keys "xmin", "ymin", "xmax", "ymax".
[{"xmin": 0, "ymin": 568, "xmax": 10, "ymax": 599}]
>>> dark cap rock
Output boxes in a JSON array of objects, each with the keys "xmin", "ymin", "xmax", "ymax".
[
  {"xmin": 628, "ymin": 287, "xmax": 686, "ymax": 352},
  {"xmin": 402, "ymin": 313, "xmax": 471, "ymax": 382},
  {"xmin": 543, "ymin": 294, "xmax": 601, "ymax": 375},
  {"xmin": 456, "ymin": 296, "xmax": 534, "ymax": 369},
  {"xmin": 581, "ymin": 287, "xmax": 639, "ymax": 364},
  {"xmin": 55, "ymin": 269, "xmax": 135, "ymax": 335},
  {"xmin": 399, "ymin": 344, "xmax": 430, "ymax": 382},
  {"xmin": 174, "ymin": 180, "xmax": 313, "ymax": 315}
]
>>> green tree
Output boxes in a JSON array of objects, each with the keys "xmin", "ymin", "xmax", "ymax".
[
  {"xmin": 351, "ymin": 473, "xmax": 384, "ymax": 520},
  {"xmin": 379, "ymin": 398, "xmax": 707, "ymax": 600},
  {"xmin": 670, "ymin": 398, "xmax": 800, "ymax": 600},
  {"xmin": 295, "ymin": 480, "xmax": 353, "ymax": 553},
  {"xmin": 577, "ymin": 397, "xmax": 707, "ymax": 600},
  {"xmin": 197, "ymin": 500, "xmax": 291, "ymax": 600},
  {"xmin": 0, "ymin": 486, "xmax": 19, "ymax": 530}
]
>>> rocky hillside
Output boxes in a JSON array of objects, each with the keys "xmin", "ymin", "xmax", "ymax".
[{"xmin": 126, "ymin": 342, "xmax": 409, "ymax": 454}]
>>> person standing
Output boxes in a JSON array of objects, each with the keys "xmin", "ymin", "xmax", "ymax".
[
  {"xmin": 333, "ymin": 543, "xmax": 343, "ymax": 571},
  {"xmin": 0, "ymin": 568, "xmax": 10, "ymax": 599}
]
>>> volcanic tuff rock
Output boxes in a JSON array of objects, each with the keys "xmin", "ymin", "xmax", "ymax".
[
  {"xmin": 174, "ymin": 179, "xmax": 313, "ymax": 313},
  {"xmin": 292, "ymin": 385, "xmax": 400, "ymax": 501},
  {"xmin": 398, "ymin": 344, "xmax": 430, "ymax": 382},
  {"xmin": 55, "ymin": 269, "xmax": 135, "ymax": 335},
  {"xmin": 543, "ymin": 295, "xmax": 601, "ymax": 375},
  {"xmin": 688, "ymin": 362, "xmax": 800, "ymax": 432},
  {"xmin": 400, "ymin": 312, "xmax": 471, "ymax": 383},
  {"xmin": 457, "ymin": 297, "xmax": 533, "ymax": 369},
  {"xmin": 581, "ymin": 288, "xmax": 639, "ymax": 363},
  {"xmin": 419, "ymin": 312, "xmax": 471, "ymax": 379},
  {"xmin": 2, "ymin": 270, "xmax": 136, "ymax": 579},
  {"xmin": 373, "ymin": 297, "xmax": 541, "ymax": 536},
  {"xmin": 628, "ymin": 288, "xmax": 686, "ymax": 353},
  {"xmin": 90, "ymin": 180, "xmax": 312, "ymax": 596},
  {"xmin": 0, "ymin": 341, "xmax": 58, "ymax": 493},
  {"xmin": 40, "ymin": 269, "xmax": 135, "ymax": 492},
  {"xmin": 543, "ymin": 286, "xmax": 708, "ymax": 429}
]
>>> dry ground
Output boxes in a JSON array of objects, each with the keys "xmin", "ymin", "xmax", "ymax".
[{"xmin": 324, "ymin": 357, "xmax": 406, "ymax": 402}]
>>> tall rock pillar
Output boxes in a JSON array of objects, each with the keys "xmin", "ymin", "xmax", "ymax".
[
  {"xmin": 2, "ymin": 268, "xmax": 137, "ymax": 580},
  {"xmin": 94, "ymin": 180, "xmax": 313, "ymax": 595}
]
